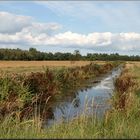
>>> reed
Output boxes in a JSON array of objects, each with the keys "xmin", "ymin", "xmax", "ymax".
[
  {"xmin": 0, "ymin": 62, "xmax": 118, "ymax": 120},
  {"xmin": 0, "ymin": 62, "xmax": 125, "ymax": 138}
]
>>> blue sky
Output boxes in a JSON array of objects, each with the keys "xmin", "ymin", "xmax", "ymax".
[{"xmin": 0, "ymin": 1, "xmax": 140, "ymax": 55}]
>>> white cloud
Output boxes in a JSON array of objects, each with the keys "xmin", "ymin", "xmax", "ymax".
[
  {"xmin": 0, "ymin": 30, "xmax": 140, "ymax": 53},
  {"xmin": 0, "ymin": 11, "xmax": 140, "ymax": 54},
  {"xmin": 46, "ymin": 32, "xmax": 113, "ymax": 47},
  {"xmin": 0, "ymin": 11, "xmax": 32, "ymax": 34},
  {"xmin": 0, "ymin": 11, "xmax": 62, "ymax": 35},
  {"xmin": 21, "ymin": 22, "xmax": 62, "ymax": 35}
]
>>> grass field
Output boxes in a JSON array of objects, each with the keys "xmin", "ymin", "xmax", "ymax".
[
  {"xmin": 0, "ymin": 62, "xmax": 118, "ymax": 124},
  {"xmin": 0, "ymin": 61, "xmax": 140, "ymax": 138},
  {"xmin": 0, "ymin": 61, "xmax": 92, "ymax": 68},
  {"xmin": 125, "ymin": 61, "xmax": 140, "ymax": 85},
  {"xmin": 126, "ymin": 61, "xmax": 140, "ymax": 68},
  {"xmin": 14, "ymin": 61, "xmax": 139, "ymax": 139},
  {"xmin": 0, "ymin": 61, "xmax": 89, "ymax": 73},
  {"xmin": 0, "ymin": 60, "xmax": 106, "ymax": 73}
]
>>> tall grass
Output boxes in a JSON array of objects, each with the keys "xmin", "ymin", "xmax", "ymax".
[
  {"xmin": 0, "ymin": 62, "xmax": 118, "ymax": 121},
  {"xmin": 0, "ymin": 62, "xmax": 128, "ymax": 138}
]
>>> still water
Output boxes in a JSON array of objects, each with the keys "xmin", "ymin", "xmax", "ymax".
[{"xmin": 47, "ymin": 66, "xmax": 122, "ymax": 126}]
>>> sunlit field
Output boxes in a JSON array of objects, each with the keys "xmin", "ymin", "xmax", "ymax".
[
  {"xmin": 0, "ymin": 0, "xmax": 140, "ymax": 138},
  {"xmin": 0, "ymin": 61, "xmax": 140, "ymax": 138},
  {"xmin": 0, "ymin": 61, "xmax": 106, "ymax": 73}
]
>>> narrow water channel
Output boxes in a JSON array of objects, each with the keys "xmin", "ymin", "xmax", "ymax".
[{"xmin": 47, "ymin": 66, "xmax": 122, "ymax": 126}]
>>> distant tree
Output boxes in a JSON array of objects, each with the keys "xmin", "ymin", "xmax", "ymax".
[
  {"xmin": 28, "ymin": 48, "xmax": 38, "ymax": 60},
  {"xmin": 70, "ymin": 50, "xmax": 81, "ymax": 64},
  {"xmin": 74, "ymin": 50, "xmax": 81, "ymax": 61},
  {"xmin": 29, "ymin": 48, "xmax": 37, "ymax": 52},
  {"xmin": 0, "ymin": 48, "xmax": 139, "ymax": 61}
]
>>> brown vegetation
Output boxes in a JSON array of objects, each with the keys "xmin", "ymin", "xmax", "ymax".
[
  {"xmin": 0, "ymin": 61, "xmax": 94, "ymax": 68},
  {"xmin": 114, "ymin": 66, "xmax": 137, "ymax": 110},
  {"xmin": 0, "ymin": 61, "xmax": 105, "ymax": 74},
  {"xmin": 0, "ymin": 62, "xmax": 119, "ymax": 121}
]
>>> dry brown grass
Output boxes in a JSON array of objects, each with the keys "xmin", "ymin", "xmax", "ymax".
[
  {"xmin": 0, "ymin": 61, "xmax": 106, "ymax": 68},
  {"xmin": 113, "ymin": 61, "xmax": 140, "ymax": 110},
  {"xmin": 126, "ymin": 61, "xmax": 140, "ymax": 69},
  {"xmin": 0, "ymin": 61, "xmax": 105, "ymax": 73},
  {"xmin": 0, "ymin": 61, "xmax": 90, "ymax": 68}
]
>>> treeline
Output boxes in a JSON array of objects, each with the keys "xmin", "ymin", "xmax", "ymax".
[
  {"xmin": 0, "ymin": 48, "xmax": 140, "ymax": 61},
  {"xmin": 86, "ymin": 53, "xmax": 140, "ymax": 61}
]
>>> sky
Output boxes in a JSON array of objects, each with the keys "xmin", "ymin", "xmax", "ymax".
[{"xmin": 0, "ymin": 1, "xmax": 140, "ymax": 55}]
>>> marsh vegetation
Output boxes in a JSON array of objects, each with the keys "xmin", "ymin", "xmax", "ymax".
[{"xmin": 0, "ymin": 61, "xmax": 140, "ymax": 138}]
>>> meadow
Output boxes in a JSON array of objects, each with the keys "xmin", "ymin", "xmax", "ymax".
[
  {"xmin": 0, "ymin": 61, "xmax": 139, "ymax": 138},
  {"xmin": 0, "ymin": 60, "xmax": 105, "ymax": 73}
]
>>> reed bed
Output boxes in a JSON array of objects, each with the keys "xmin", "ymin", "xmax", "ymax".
[
  {"xmin": 0, "ymin": 62, "xmax": 118, "ymax": 121},
  {"xmin": 1, "ymin": 61, "xmax": 136, "ymax": 139}
]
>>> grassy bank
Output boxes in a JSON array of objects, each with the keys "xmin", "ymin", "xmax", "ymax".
[
  {"xmin": 0, "ymin": 62, "xmax": 119, "ymax": 121},
  {"xmin": 1, "ymin": 61, "xmax": 139, "ymax": 138}
]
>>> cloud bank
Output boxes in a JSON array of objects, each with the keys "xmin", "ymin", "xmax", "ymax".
[{"xmin": 0, "ymin": 11, "xmax": 140, "ymax": 54}]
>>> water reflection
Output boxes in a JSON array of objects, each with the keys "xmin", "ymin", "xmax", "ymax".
[{"xmin": 46, "ymin": 66, "xmax": 122, "ymax": 126}]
